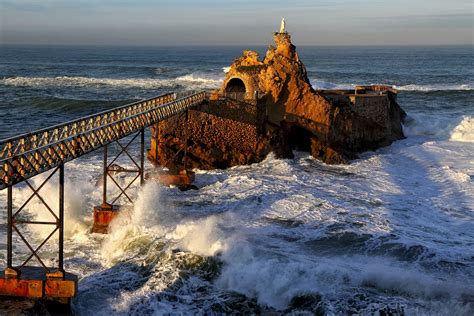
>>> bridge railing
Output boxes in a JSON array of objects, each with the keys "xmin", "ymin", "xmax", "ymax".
[
  {"xmin": 0, "ymin": 91, "xmax": 207, "ymax": 189},
  {"xmin": 0, "ymin": 93, "xmax": 179, "ymax": 161}
]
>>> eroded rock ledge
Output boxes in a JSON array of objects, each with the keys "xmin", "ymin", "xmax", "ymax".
[{"xmin": 148, "ymin": 32, "xmax": 406, "ymax": 169}]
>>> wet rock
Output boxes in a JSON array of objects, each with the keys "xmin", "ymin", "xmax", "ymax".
[
  {"xmin": 177, "ymin": 184, "xmax": 199, "ymax": 191},
  {"xmin": 210, "ymin": 292, "xmax": 275, "ymax": 314},
  {"xmin": 285, "ymin": 293, "xmax": 325, "ymax": 315},
  {"xmin": 0, "ymin": 296, "xmax": 72, "ymax": 316},
  {"xmin": 149, "ymin": 32, "xmax": 406, "ymax": 168},
  {"xmin": 175, "ymin": 254, "xmax": 223, "ymax": 282}
]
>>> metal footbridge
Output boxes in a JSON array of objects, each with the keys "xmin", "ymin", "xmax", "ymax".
[
  {"xmin": 0, "ymin": 91, "xmax": 206, "ymax": 189},
  {"xmin": 0, "ymin": 90, "xmax": 207, "ymax": 301}
]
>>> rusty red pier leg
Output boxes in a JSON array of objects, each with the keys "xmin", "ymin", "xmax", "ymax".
[
  {"xmin": 92, "ymin": 143, "xmax": 119, "ymax": 233},
  {"xmin": 92, "ymin": 130, "xmax": 146, "ymax": 233},
  {"xmin": 0, "ymin": 164, "xmax": 77, "ymax": 304}
]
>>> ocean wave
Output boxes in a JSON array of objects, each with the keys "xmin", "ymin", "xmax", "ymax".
[
  {"xmin": 450, "ymin": 116, "xmax": 474, "ymax": 142},
  {"xmin": 395, "ymin": 84, "xmax": 473, "ymax": 92},
  {"xmin": 0, "ymin": 74, "xmax": 224, "ymax": 90},
  {"xmin": 5, "ymin": 141, "xmax": 473, "ymax": 314},
  {"xmin": 154, "ymin": 67, "xmax": 173, "ymax": 74},
  {"xmin": 311, "ymin": 80, "xmax": 474, "ymax": 92},
  {"xmin": 404, "ymin": 113, "xmax": 474, "ymax": 142},
  {"xmin": 175, "ymin": 74, "xmax": 223, "ymax": 86},
  {"xmin": 311, "ymin": 79, "xmax": 354, "ymax": 90}
]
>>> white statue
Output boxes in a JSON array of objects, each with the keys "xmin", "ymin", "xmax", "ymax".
[{"xmin": 279, "ymin": 18, "xmax": 286, "ymax": 33}]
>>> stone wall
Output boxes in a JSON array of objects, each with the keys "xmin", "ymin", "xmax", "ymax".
[{"xmin": 148, "ymin": 98, "xmax": 270, "ymax": 170}]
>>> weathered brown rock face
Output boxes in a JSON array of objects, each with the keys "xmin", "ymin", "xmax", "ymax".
[
  {"xmin": 149, "ymin": 32, "xmax": 406, "ymax": 169},
  {"xmin": 148, "ymin": 99, "xmax": 271, "ymax": 170}
]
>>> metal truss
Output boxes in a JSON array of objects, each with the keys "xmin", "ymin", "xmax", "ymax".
[
  {"xmin": 0, "ymin": 91, "xmax": 207, "ymax": 190},
  {"xmin": 5, "ymin": 164, "xmax": 65, "ymax": 277},
  {"xmin": 102, "ymin": 130, "xmax": 145, "ymax": 206}
]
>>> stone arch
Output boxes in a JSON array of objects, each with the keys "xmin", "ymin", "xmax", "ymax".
[
  {"xmin": 225, "ymin": 77, "xmax": 247, "ymax": 93},
  {"xmin": 288, "ymin": 125, "xmax": 313, "ymax": 152}
]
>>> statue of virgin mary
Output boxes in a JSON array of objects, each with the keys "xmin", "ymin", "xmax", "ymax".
[{"xmin": 279, "ymin": 18, "xmax": 286, "ymax": 33}]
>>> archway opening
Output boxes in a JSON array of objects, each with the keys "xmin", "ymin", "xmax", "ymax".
[
  {"xmin": 225, "ymin": 78, "xmax": 246, "ymax": 93},
  {"xmin": 289, "ymin": 126, "xmax": 313, "ymax": 152}
]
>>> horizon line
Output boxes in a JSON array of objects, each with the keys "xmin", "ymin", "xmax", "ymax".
[{"xmin": 1, "ymin": 43, "xmax": 473, "ymax": 48}]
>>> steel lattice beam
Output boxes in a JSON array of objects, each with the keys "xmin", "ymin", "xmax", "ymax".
[{"xmin": 0, "ymin": 91, "xmax": 207, "ymax": 190}]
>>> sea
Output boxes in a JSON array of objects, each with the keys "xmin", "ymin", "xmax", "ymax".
[{"xmin": 0, "ymin": 44, "xmax": 473, "ymax": 315}]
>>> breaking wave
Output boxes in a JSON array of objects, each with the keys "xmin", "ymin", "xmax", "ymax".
[
  {"xmin": 68, "ymin": 147, "xmax": 473, "ymax": 314},
  {"xmin": 395, "ymin": 83, "xmax": 473, "ymax": 92},
  {"xmin": 175, "ymin": 74, "xmax": 223, "ymax": 87},
  {"xmin": 403, "ymin": 113, "xmax": 474, "ymax": 142},
  {"xmin": 310, "ymin": 79, "xmax": 354, "ymax": 90},
  {"xmin": 311, "ymin": 80, "xmax": 474, "ymax": 92},
  {"xmin": 0, "ymin": 73, "xmax": 224, "ymax": 90},
  {"xmin": 450, "ymin": 116, "xmax": 474, "ymax": 142}
]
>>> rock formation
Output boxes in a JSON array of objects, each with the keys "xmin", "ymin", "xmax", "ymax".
[{"xmin": 148, "ymin": 32, "xmax": 406, "ymax": 169}]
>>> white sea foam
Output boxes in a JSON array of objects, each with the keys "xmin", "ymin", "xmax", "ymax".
[
  {"xmin": 403, "ymin": 113, "xmax": 474, "ymax": 143},
  {"xmin": 222, "ymin": 66, "xmax": 231, "ymax": 73},
  {"xmin": 310, "ymin": 80, "xmax": 474, "ymax": 92},
  {"xmin": 311, "ymin": 79, "xmax": 355, "ymax": 90},
  {"xmin": 11, "ymin": 168, "xmax": 95, "ymax": 240},
  {"xmin": 0, "ymin": 73, "xmax": 224, "ymax": 90},
  {"xmin": 101, "ymin": 180, "xmax": 228, "ymax": 265},
  {"xmin": 175, "ymin": 74, "xmax": 223, "ymax": 87},
  {"xmin": 450, "ymin": 116, "xmax": 474, "ymax": 142},
  {"xmin": 167, "ymin": 216, "xmax": 227, "ymax": 256},
  {"xmin": 217, "ymin": 246, "xmax": 474, "ymax": 310},
  {"xmin": 395, "ymin": 83, "xmax": 473, "ymax": 91}
]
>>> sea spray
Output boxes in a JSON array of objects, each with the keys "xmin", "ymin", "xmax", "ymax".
[
  {"xmin": 450, "ymin": 116, "xmax": 474, "ymax": 142},
  {"xmin": 167, "ymin": 216, "xmax": 227, "ymax": 257},
  {"xmin": 403, "ymin": 113, "xmax": 474, "ymax": 141},
  {"xmin": 101, "ymin": 182, "xmax": 227, "ymax": 264},
  {"xmin": 11, "ymin": 170, "xmax": 94, "ymax": 240}
]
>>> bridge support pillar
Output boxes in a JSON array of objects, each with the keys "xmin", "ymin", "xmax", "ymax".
[
  {"xmin": 92, "ymin": 129, "xmax": 146, "ymax": 234},
  {"xmin": 0, "ymin": 165, "xmax": 77, "ymax": 304}
]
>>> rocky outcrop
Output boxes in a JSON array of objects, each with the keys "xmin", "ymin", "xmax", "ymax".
[
  {"xmin": 149, "ymin": 32, "xmax": 406, "ymax": 169},
  {"xmin": 148, "ymin": 98, "xmax": 271, "ymax": 170}
]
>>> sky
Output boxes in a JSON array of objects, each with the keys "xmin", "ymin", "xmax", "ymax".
[{"xmin": 0, "ymin": 0, "xmax": 473, "ymax": 46}]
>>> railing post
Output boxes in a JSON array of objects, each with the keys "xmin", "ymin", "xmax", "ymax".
[
  {"xmin": 58, "ymin": 164, "xmax": 64, "ymax": 272},
  {"xmin": 6, "ymin": 185, "xmax": 12, "ymax": 270},
  {"xmin": 140, "ymin": 129, "xmax": 145, "ymax": 186}
]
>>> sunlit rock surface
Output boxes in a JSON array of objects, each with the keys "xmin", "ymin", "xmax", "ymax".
[{"xmin": 149, "ymin": 32, "xmax": 406, "ymax": 168}]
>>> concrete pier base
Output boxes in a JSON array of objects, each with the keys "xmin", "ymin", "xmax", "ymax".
[
  {"xmin": 91, "ymin": 203, "xmax": 122, "ymax": 234},
  {"xmin": 0, "ymin": 267, "xmax": 77, "ymax": 304},
  {"xmin": 146, "ymin": 169, "xmax": 195, "ymax": 189}
]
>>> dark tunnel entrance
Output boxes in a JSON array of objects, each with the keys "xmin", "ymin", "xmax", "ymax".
[
  {"xmin": 225, "ymin": 78, "xmax": 246, "ymax": 93},
  {"xmin": 289, "ymin": 126, "xmax": 313, "ymax": 152}
]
